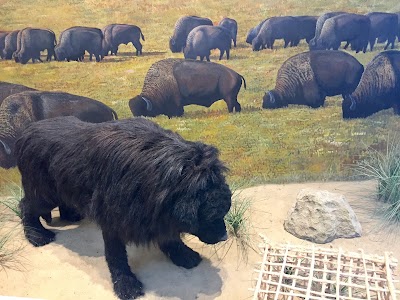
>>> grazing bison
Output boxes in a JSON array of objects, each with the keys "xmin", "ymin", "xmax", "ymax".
[
  {"xmin": 366, "ymin": 12, "xmax": 398, "ymax": 51},
  {"xmin": 246, "ymin": 18, "xmax": 269, "ymax": 45},
  {"xmin": 0, "ymin": 81, "xmax": 36, "ymax": 105},
  {"xmin": 263, "ymin": 51, "xmax": 364, "ymax": 110},
  {"xmin": 0, "ymin": 91, "xmax": 117, "ymax": 169},
  {"xmin": 342, "ymin": 50, "xmax": 400, "ymax": 119},
  {"xmin": 102, "ymin": 24, "xmax": 145, "ymax": 56},
  {"xmin": 16, "ymin": 116, "xmax": 231, "ymax": 300},
  {"xmin": 292, "ymin": 16, "xmax": 318, "ymax": 45},
  {"xmin": 55, "ymin": 26, "xmax": 103, "ymax": 62},
  {"xmin": 218, "ymin": 17, "xmax": 238, "ymax": 47},
  {"xmin": 169, "ymin": 15, "xmax": 213, "ymax": 53},
  {"xmin": 184, "ymin": 25, "xmax": 231, "ymax": 61},
  {"xmin": 0, "ymin": 31, "xmax": 10, "ymax": 59},
  {"xmin": 13, "ymin": 28, "xmax": 56, "ymax": 64},
  {"xmin": 2, "ymin": 30, "xmax": 20, "ymax": 60},
  {"xmin": 252, "ymin": 16, "xmax": 301, "ymax": 50},
  {"xmin": 309, "ymin": 12, "xmax": 347, "ymax": 48},
  {"xmin": 310, "ymin": 13, "xmax": 370, "ymax": 53},
  {"xmin": 129, "ymin": 58, "xmax": 246, "ymax": 118},
  {"xmin": 397, "ymin": 12, "xmax": 400, "ymax": 41}
]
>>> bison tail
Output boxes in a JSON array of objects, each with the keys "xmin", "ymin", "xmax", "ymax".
[
  {"xmin": 240, "ymin": 75, "xmax": 247, "ymax": 89},
  {"xmin": 140, "ymin": 31, "xmax": 145, "ymax": 41}
]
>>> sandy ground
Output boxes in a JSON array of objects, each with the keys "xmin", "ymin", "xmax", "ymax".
[{"xmin": 0, "ymin": 180, "xmax": 399, "ymax": 300}]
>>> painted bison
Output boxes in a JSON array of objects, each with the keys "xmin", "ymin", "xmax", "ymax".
[
  {"xmin": 0, "ymin": 91, "xmax": 117, "ymax": 169},
  {"xmin": 342, "ymin": 50, "xmax": 400, "ymax": 119},
  {"xmin": 129, "ymin": 58, "xmax": 246, "ymax": 118},
  {"xmin": 218, "ymin": 17, "xmax": 238, "ymax": 47},
  {"xmin": 252, "ymin": 16, "xmax": 301, "ymax": 50},
  {"xmin": 2, "ymin": 30, "xmax": 19, "ymax": 60},
  {"xmin": 55, "ymin": 26, "xmax": 103, "ymax": 62},
  {"xmin": 246, "ymin": 18, "xmax": 269, "ymax": 45},
  {"xmin": 102, "ymin": 24, "xmax": 145, "ymax": 56},
  {"xmin": 309, "ymin": 13, "xmax": 370, "ymax": 53},
  {"xmin": 263, "ymin": 50, "xmax": 364, "ymax": 110},
  {"xmin": 0, "ymin": 81, "xmax": 36, "ymax": 105},
  {"xmin": 0, "ymin": 31, "xmax": 10, "ymax": 59},
  {"xmin": 13, "ymin": 28, "xmax": 56, "ymax": 64},
  {"xmin": 366, "ymin": 12, "xmax": 398, "ymax": 51},
  {"xmin": 169, "ymin": 15, "xmax": 213, "ymax": 53},
  {"xmin": 16, "ymin": 116, "xmax": 231, "ymax": 299},
  {"xmin": 183, "ymin": 25, "xmax": 232, "ymax": 61},
  {"xmin": 309, "ymin": 12, "xmax": 347, "ymax": 48}
]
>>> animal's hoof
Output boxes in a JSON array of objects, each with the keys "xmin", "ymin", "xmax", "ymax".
[
  {"xmin": 26, "ymin": 228, "xmax": 55, "ymax": 247},
  {"xmin": 170, "ymin": 245, "xmax": 202, "ymax": 269},
  {"xmin": 113, "ymin": 274, "xmax": 144, "ymax": 300}
]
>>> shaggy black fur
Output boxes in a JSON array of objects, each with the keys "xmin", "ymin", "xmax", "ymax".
[{"xmin": 16, "ymin": 116, "xmax": 231, "ymax": 299}]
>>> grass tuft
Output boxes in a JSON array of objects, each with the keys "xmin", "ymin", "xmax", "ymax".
[{"xmin": 0, "ymin": 181, "xmax": 23, "ymax": 219}]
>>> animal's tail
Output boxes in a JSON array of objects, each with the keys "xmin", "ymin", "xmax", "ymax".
[
  {"xmin": 140, "ymin": 30, "xmax": 145, "ymax": 41},
  {"xmin": 240, "ymin": 75, "xmax": 247, "ymax": 89},
  {"xmin": 111, "ymin": 108, "xmax": 118, "ymax": 120}
]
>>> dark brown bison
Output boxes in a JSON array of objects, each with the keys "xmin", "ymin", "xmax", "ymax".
[
  {"xmin": 183, "ymin": 25, "xmax": 232, "ymax": 61},
  {"xmin": 246, "ymin": 18, "xmax": 269, "ymax": 44},
  {"xmin": 263, "ymin": 50, "xmax": 364, "ymax": 109},
  {"xmin": 292, "ymin": 16, "xmax": 318, "ymax": 45},
  {"xmin": 309, "ymin": 12, "xmax": 347, "ymax": 48},
  {"xmin": 13, "ymin": 28, "xmax": 56, "ymax": 64},
  {"xmin": 16, "ymin": 116, "xmax": 231, "ymax": 299},
  {"xmin": 2, "ymin": 30, "xmax": 20, "ymax": 60},
  {"xmin": 342, "ymin": 50, "xmax": 400, "ymax": 119},
  {"xmin": 55, "ymin": 26, "xmax": 103, "ymax": 62},
  {"xmin": 366, "ymin": 12, "xmax": 398, "ymax": 51},
  {"xmin": 169, "ymin": 15, "xmax": 213, "ymax": 53},
  {"xmin": 0, "ymin": 31, "xmax": 11, "ymax": 59},
  {"xmin": 129, "ymin": 58, "xmax": 246, "ymax": 118},
  {"xmin": 0, "ymin": 91, "xmax": 117, "ymax": 169},
  {"xmin": 0, "ymin": 81, "xmax": 36, "ymax": 105},
  {"xmin": 310, "ymin": 13, "xmax": 370, "ymax": 53},
  {"xmin": 102, "ymin": 24, "xmax": 145, "ymax": 56},
  {"xmin": 218, "ymin": 17, "xmax": 238, "ymax": 47}
]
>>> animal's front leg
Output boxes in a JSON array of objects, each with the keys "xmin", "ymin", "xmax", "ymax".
[
  {"xmin": 159, "ymin": 239, "xmax": 202, "ymax": 269},
  {"xmin": 102, "ymin": 231, "xmax": 144, "ymax": 300}
]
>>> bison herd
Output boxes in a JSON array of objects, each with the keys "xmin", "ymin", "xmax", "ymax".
[{"xmin": 2, "ymin": 10, "xmax": 400, "ymax": 300}]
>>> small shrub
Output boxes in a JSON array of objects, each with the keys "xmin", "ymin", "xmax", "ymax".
[{"xmin": 355, "ymin": 134, "xmax": 400, "ymax": 223}]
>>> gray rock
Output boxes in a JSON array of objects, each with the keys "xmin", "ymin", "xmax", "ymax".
[{"xmin": 284, "ymin": 188, "xmax": 362, "ymax": 243}]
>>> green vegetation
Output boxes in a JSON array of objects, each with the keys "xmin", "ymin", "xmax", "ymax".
[
  {"xmin": 355, "ymin": 134, "xmax": 400, "ymax": 224},
  {"xmin": 1, "ymin": 0, "xmax": 400, "ymax": 189}
]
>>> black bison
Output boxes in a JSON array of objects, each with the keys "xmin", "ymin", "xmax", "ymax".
[
  {"xmin": 169, "ymin": 15, "xmax": 213, "ymax": 53},
  {"xmin": 309, "ymin": 12, "xmax": 347, "ymax": 48},
  {"xmin": 16, "ymin": 116, "xmax": 231, "ymax": 300},
  {"xmin": 342, "ymin": 50, "xmax": 400, "ymax": 119},
  {"xmin": 366, "ymin": 12, "xmax": 398, "ymax": 51},
  {"xmin": 129, "ymin": 58, "xmax": 246, "ymax": 118},
  {"xmin": 246, "ymin": 18, "xmax": 269, "ymax": 45},
  {"xmin": 263, "ymin": 50, "xmax": 364, "ymax": 110},
  {"xmin": 218, "ymin": 17, "xmax": 238, "ymax": 47},
  {"xmin": 55, "ymin": 26, "xmax": 103, "ymax": 62},
  {"xmin": 397, "ymin": 12, "xmax": 400, "ymax": 41},
  {"xmin": 2, "ymin": 30, "xmax": 19, "ymax": 60},
  {"xmin": 183, "ymin": 25, "xmax": 232, "ymax": 61},
  {"xmin": 0, "ymin": 81, "xmax": 36, "ymax": 105},
  {"xmin": 292, "ymin": 16, "xmax": 318, "ymax": 45},
  {"xmin": 309, "ymin": 13, "xmax": 370, "ymax": 53},
  {"xmin": 252, "ymin": 16, "xmax": 301, "ymax": 50},
  {"xmin": 0, "ymin": 91, "xmax": 117, "ymax": 169},
  {"xmin": 0, "ymin": 31, "xmax": 10, "ymax": 59},
  {"xmin": 102, "ymin": 24, "xmax": 145, "ymax": 56},
  {"xmin": 13, "ymin": 28, "xmax": 56, "ymax": 64}
]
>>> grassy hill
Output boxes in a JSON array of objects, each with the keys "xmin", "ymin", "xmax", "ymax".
[{"xmin": 0, "ymin": 0, "xmax": 400, "ymax": 189}]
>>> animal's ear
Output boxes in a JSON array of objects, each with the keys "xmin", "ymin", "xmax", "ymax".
[{"xmin": 172, "ymin": 196, "xmax": 200, "ymax": 232}]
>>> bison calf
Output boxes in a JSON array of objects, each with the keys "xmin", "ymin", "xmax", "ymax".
[
  {"xmin": 263, "ymin": 50, "xmax": 364, "ymax": 110},
  {"xmin": 16, "ymin": 116, "xmax": 231, "ymax": 299},
  {"xmin": 129, "ymin": 58, "xmax": 246, "ymax": 118}
]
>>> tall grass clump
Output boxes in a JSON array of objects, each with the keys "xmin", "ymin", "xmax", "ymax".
[
  {"xmin": 355, "ymin": 135, "xmax": 400, "ymax": 224},
  {"xmin": 0, "ymin": 181, "xmax": 24, "ymax": 219}
]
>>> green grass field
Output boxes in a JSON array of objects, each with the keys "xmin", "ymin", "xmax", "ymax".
[{"xmin": 1, "ymin": 0, "xmax": 400, "ymax": 189}]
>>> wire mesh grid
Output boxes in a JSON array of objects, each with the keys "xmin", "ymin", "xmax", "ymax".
[{"xmin": 251, "ymin": 235, "xmax": 400, "ymax": 300}]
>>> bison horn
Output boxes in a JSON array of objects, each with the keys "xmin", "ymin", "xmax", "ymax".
[
  {"xmin": 0, "ymin": 139, "xmax": 11, "ymax": 155},
  {"xmin": 141, "ymin": 97, "xmax": 153, "ymax": 111},
  {"xmin": 268, "ymin": 91, "xmax": 276, "ymax": 103},
  {"xmin": 348, "ymin": 95, "xmax": 356, "ymax": 111}
]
